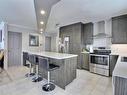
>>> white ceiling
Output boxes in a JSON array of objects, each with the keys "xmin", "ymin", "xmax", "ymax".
[
  {"xmin": 0, "ymin": 0, "xmax": 37, "ymax": 30},
  {"xmin": 34, "ymin": 0, "xmax": 60, "ymax": 31},
  {"xmin": 47, "ymin": 0, "xmax": 127, "ymax": 29},
  {"xmin": 1, "ymin": 0, "xmax": 127, "ymax": 32}
]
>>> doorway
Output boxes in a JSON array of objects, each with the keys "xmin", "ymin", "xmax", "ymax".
[
  {"xmin": 45, "ymin": 37, "xmax": 51, "ymax": 51},
  {"xmin": 8, "ymin": 32, "xmax": 22, "ymax": 67}
]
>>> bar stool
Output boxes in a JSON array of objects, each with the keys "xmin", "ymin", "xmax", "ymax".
[
  {"xmin": 25, "ymin": 54, "xmax": 35, "ymax": 77},
  {"xmin": 39, "ymin": 57, "xmax": 60, "ymax": 92},
  {"xmin": 24, "ymin": 52, "xmax": 34, "ymax": 77},
  {"xmin": 23, "ymin": 52, "xmax": 29, "ymax": 67},
  {"xmin": 32, "ymin": 56, "xmax": 42, "ymax": 82}
]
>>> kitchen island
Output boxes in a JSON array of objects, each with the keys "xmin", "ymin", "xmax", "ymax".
[
  {"xmin": 112, "ymin": 54, "xmax": 127, "ymax": 95},
  {"xmin": 24, "ymin": 51, "xmax": 78, "ymax": 89}
]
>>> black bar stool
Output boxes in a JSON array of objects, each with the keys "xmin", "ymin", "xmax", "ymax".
[
  {"xmin": 25, "ymin": 54, "xmax": 35, "ymax": 77},
  {"xmin": 23, "ymin": 52, "xmax": 29, "ymax": 67},
  {"xmin": 32, "ymin": 56, "xmax": 42, "ymax": 82},
  {"xmin": 39, "ymin": 57, "xmax": 60, "ymax": 92},
  {"xmin": 24, "ymin": 52, "xmax": 35, "ymax": 77}
]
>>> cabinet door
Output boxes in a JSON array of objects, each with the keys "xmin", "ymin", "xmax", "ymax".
[
  {"xmin": 112, "ymin": 18, "xmax": 119, "ymax": 43},
  {"xmin": 118, "ymin": 17, "xmax": 127, "ymax": 43},
  {"xmin": 112, "ymin": 15, "xmax": 127, "ymax": 44},
  {"xmin": 72, "ymin": 24, "xmax": 81, "ymax": 44},
  {"xmin": 83, "ymin": 23, "xmax": 93, "ymax": 45},
  {"xmin": 109, "ymin": 55, "xmax": 118, "ymax": 76},
  {"xmin": 81, "ymin": 53, "xmax": 89, "ymax": 70}
]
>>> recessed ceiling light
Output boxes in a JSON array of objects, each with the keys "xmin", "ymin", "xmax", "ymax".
[
  {"xmin": 40, "ymin": 10, "xmax": 45, "ymax": 15},
  {"xmin": 40, "ymin": 28, "xmax": 43, "ymax": 32},
  {"xmin": 40, "ymin": 21, "xmax": 44, "ymax": 25},
  {"xmin": 40, "ymin": 32, "xmax": 43, "ymax": 34}
]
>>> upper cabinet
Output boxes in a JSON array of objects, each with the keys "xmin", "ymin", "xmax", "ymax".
[
  {"xmin": 82, "ymin": 23, "xmax": 93, "ymax": 45},
  {"xmin": 112, "ymin": 15, "xmax": 127, "ymax": 44},
  {"xmin": 59, "ymin": 22, "xmax": 82, "ymax": 54},
  {"xmin": 60, "ymin": 22, "xmax": 93, "ymax": 48}
]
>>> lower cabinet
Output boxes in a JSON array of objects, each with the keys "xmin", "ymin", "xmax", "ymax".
[
  {"xmin": 109, "ymin": 55, "xmax": 119, "ymax": 76},
  {"xmin": 80, "ymin": 53, "xmax": 89, "ymax": 70}
]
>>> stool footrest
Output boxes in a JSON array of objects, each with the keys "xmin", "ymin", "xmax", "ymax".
[
  {"xmin": 25, "ymin": 73, "xmax": 35, "ymax": 77},
  {"xmin": 32, "ymin": 77, "xmax": 43, "ymax": 82},
  {"xmin": 42, "ymin": 83, "xmax": 55, "ymax": 92}
]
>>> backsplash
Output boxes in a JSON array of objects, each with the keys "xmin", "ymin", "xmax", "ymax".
[
  {"xmin": 111, "ymin": 44, "xmax": 127, "ymax": 54},
  {"xmin": 93, "ymin": 38, "xmax": 111, "ymax": 47}
]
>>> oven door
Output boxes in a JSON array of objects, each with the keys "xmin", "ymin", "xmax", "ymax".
[{"xmin": 90, "ymin": 54, "xmax": 109, "ymax": 69}]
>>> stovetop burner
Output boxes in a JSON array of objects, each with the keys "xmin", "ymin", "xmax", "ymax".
[{"xmin": 90, "ymin": 49, "xmax": 111, "ymax": 55}]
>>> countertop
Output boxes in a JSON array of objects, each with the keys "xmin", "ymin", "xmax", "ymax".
[
  {"xmin": 24, "ymin": 51, "xmax": 78, "ymax": 60},
  {"xmin": 110, "ymin": 52, "xmax": 127, "ymax": 56},
  {"xmin": 81, "ymin": 51, "xmax": 89, "ymax": 54},
  {"xmin": 113, "ymin": 53, "xmax": 127, "ymax": 79}
]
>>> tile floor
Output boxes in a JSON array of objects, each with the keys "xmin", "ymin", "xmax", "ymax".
[{"xmin": 0, "ymin": 66, "xmax": 113, "ymax": 95}]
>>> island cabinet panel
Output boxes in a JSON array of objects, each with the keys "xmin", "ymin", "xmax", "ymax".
[
  {"xmin": 39, "ymin": 57, "xmax": 77, "ymax": 89},
  {"xmin": 112, "ymin": 14, "xmax": 127, "ymax": 44},
  {"xmin": 113, "ymin": 76, "xmax": 127, "ymax": 95}
]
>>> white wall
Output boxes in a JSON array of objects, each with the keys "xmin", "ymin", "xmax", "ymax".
[
  {"xmin": 22, "ymin": 32, "xmax": 44, "ymax": 52},
  {"xmin": 3, "ymin": 23, "xmax": 44, "ymax": 69},
  {"xmin": 111, "ymin": 44, "xmax": 127, "ymax": 54},
  {"xmin": 8, "ymin": 24, "xmax": 45, "ymax": 52}
]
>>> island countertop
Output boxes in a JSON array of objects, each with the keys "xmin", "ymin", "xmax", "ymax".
[
  {"xmin": 25, "ymin": 51, "xmax": 78, "ymax": 60},
  {"xmin": 113, "ymin": 54, "xmax": 127, "ymax": 79}
]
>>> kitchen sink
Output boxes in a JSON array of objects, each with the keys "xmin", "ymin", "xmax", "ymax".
[{"xmin": 121, "ymin": 57, "xmax": 127, "ymax": 62}]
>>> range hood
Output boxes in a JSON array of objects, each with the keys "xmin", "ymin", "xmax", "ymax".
[
  {"xmin": 93, "ymin": 33, "xmax": 111, "ymax": 38},
  {"xmin": 93, "ymin": 21, "xmax": 111, "ymax": 38}
]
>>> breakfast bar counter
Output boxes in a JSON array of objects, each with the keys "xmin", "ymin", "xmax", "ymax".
[
  {"xmin": 25, "ymin": 51, "xmax": 78, "ymax": 89},
  {"xmin": 29, "ymin": 51, "xmax": 78, "ymax": 60}
]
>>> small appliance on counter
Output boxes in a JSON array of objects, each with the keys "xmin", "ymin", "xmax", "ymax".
[{"xmin": 89, "ymin": 47, "xmax": 111, "ymax": 76}]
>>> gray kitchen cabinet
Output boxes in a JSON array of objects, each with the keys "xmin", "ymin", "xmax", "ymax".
[
  {"xmin": 112, "ymin": 15, "xmax": 127, "ymax": 44},
  {"xmin": 82, "ymin": 23, "xmax": 93, "ymax": 45},
  {"xmin": 81, "ymin": 52, "xmax": 89, "ymax": 70},
  {"xmin": 59, "ymin": 22, "xmax": 93, "ymax": 69},
  {"xmin": 109, "ymin": 55, "xmax": 118, "ymax": 76},
  {"xmin": 60, "ymin": 23, "xmax": 82, "ymax": 69},
  {"xmin": 72, "ymin": 23, "xmax": 82, "ymax": 44}
]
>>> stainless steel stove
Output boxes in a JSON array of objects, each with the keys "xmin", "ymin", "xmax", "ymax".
[{"xmin": 89, "ymin": 48, "xmax": 111, "ymax": 76}]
